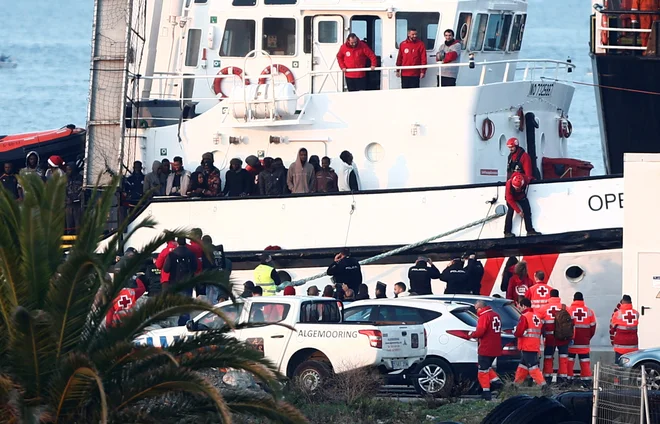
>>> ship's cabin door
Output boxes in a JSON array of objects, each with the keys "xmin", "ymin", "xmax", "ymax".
[
  {"xmin": 350, "ymin": 15, "xmax": 382, "ymax": 90},
  {"xmin": 312, "ymin": 15, "xmax": 344, "ymax": 93}
]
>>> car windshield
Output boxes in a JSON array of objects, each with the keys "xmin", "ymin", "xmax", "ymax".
[{"xmin": 428, "ymin": 297, "xmax": 521, "ymax": 330}]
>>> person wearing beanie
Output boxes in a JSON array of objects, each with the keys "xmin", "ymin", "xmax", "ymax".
[
  {"xmin": 283, "ymin": 286, "xmax": 296, "ymax": 296},
  {"xmin": 224, "ymin": 158, "xmax": 253, "ymax": 197},
  {"xmin": 198, "ymin": 152, "xmax": 221, "ymax": 197}
]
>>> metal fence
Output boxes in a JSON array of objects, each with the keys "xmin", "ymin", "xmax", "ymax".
[{"xmin": 592, "ymin": 362, "xmax": 652, "ymax": 424}]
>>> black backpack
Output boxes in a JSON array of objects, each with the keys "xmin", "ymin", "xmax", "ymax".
[{"xmin": 171, "ymin": 252, "xmax": 195, "ymax": 282}]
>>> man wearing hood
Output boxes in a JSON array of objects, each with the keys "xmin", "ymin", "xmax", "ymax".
[
  {"xmin": 287, "ymin": 148, "xmax": 316, "ymax": 194},
  {"xmin": 337, "ymin": 150, "xmax": 360, "ymax": 192},
  {"xmin": 21, "ymin": 151, "xmax": 44, "ymax": 180},
  {"xmin": 124, "ymin": 161, "xmax": 145, "ymax": 205},
  {"xmin": 223, "ymin": 158, "xmax": 253, "ymax": 197},
  {"xmin": 198, "ymin": 152, "xmax": 222, "ymax": 197},
  {"xmin": 337, "ymin": 33, "xmax": 377, "ymax": 92},
  {"xmin": 436, "ymin": 29, "xmax": 462, "ymax": 87},
  {"xmin": 144, "ymin": 160, "xmax": 163, "ymax": 196}
]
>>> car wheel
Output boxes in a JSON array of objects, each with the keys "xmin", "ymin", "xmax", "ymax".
[
  {"xmin": 412, "ymin": 358, "xmax": 454, "ymax": 397},
  {"xmin": 292, "ymin": 360, "xmax": 331, "ymax": 393},
  {"xmin": 636, "ymin": 361, "xmax": 660, "ymax": 390}
]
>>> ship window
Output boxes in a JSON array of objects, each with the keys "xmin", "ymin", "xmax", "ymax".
[
  {"xmin": 456, "ymin": 13, "xmax": 472, "ymax": 46},
  {"xmin": 351, "ymin": 15, "xmax": 383, "ymax": 56},
  {"xmin": 184, "ymin": 29, "xmax": 202, "ymax": 67},
  {"xmin": 395, "ymin": 12, "xmax": 440, "ymax": 50},
  {"xmin": 469, "ymin": 14, "xmax": 488, "ymax": 51},
  {"xmin": 262, "ymin": 18, "xmax": 296, "ymax": 55},
  {"xmin": 509, "ymin": 14, "xmax": 526, "ymax": 51},
  {"xmin": 484, "ymin": 13, "xmax": 513, "ymax": 52},
  {"xmin": 318, "ymin": 21, "xmax": 339, "ymax": 43},
  {"xmin": 232, "ymin": 0, "xmax": 256, "ymax": 6},
  {"xmin": 193, "ymin": 0, "xmax": 208, "ymax": 3},
  {"xmin": 265, "ymin": 0, "xmax": 296, "ymax": 4},
  {"xmin": 304, "ymin": 16, "xmax": 312, "ymax": 53},
  {"xmin": 220, "ymin": 19, "xmax": 256, "ymax": 57}
]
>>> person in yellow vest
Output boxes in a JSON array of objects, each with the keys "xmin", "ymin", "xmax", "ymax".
[{"xmin": 253, "ymin": 253, "xmax": 282, "ymax": 296}]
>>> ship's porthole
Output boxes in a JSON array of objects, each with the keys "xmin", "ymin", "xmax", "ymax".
[
  {"xmin": 498, "ymin": 134, "xmax": 507, "ymax": 156},
  {"xmin": 365, "ymin": 142, "xmax": 385, "ymax": 162},
  {"xmin": 565, "ymin": 265, "xmax": 585, "ymax": 283}
]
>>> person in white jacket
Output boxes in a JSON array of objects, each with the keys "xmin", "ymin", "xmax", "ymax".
[
  {"xmin": 394, "ymin": 282, "xmax": 410, "ymax": 298},
  {"xmin": 337, "ymin": 150, "xmax": 360, "ymax": 192}
]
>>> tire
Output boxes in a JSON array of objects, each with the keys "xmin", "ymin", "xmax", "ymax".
[
  {"xmin": 553, "ymin": 391, "xmax": 592, "ymax": 424},
  {"xmin": 412, "ymin": 358, "xmax": 454, "ymax": 398},
  {"xmin": 292, "ymin": 360, "xmax": 331, "ymax": 393},
  {"xmin": 635, "ymin": 361, "xmax": 660, "ymax": 391},
  {"xmin": 501, "ymin": 396, "xmax": 573, "ymax": 424},
  {"xmin": 480, "ymin": 394, "xmax": 533, "ymax": 424}
]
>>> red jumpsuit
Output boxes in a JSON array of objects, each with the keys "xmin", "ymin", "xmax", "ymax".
[
  {"xmin": 106, "ymin": 277, "xmax": 146, "ymax": 327},
  {"xmin": 632, "ymin": 0, "xmax": 660, "ymax": 47},
  {"xmin": 513, "ymin": 308, "xmax": 547, "ymax": 386},
  {"xmin": 526, "ymin": 282, "xmax": 555, "ymax": 310},
  {"xmin": 610, "ymin": 303, "xmax": 639, "ymax": 357},
  {"xmin": 468, "ymin": 306, "xmax": 503, "ymax": 393},
  {"xmin": 567, "ymin": 300, "xmax": 597, "ymax": 381}
]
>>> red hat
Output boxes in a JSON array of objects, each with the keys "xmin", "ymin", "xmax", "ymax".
[
  {"xmin": 511, "ymin": 173, "xmax": 525, "ymax": 190},
  {"xmin": 48, "ymin": 155, "xmax": 64, "ymax": 168},
  {"xmin": 506, "ymin": 137, "xmax": 519, "ymax": 148},
  {"xmin": 283, "ymin": 286, "xmax": 296, "ymax": 296}
]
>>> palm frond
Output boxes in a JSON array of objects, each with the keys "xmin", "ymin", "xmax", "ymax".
[
  {"xmin": 47, "ymin": 353, "xmax": 107, "ymax": 424},
  {"xmin": 112, "ymin": 366, "xmax": 232, "ymax": 423},
  {"xmin": 73, "ymin": 177, "xmax": 121, "ymax": 254},
  {"xmin": 9, "ymin": 307, "xmax": 56, "ymax": 400},
  {"xmin": 98, "ymin": 214, "xmax": 158, "ymax": 271},
  {"xmin": 0, "ymin": 186, "xmax": 26, "ymax": 326},
  {"xmin": 47, "ymin": 251, "xmax": 107, "ymax": 361},
  {"xmin": 37, "ymin": 174, "xmax": 67, "ymax": 280},
  {"xmin": 88, "ymin": 293, "xmax": 229, "ymax": 354},
  {"xmin": 224, "ymin": 391, "xmax": 309, "ymax": 424},
  {"xmin": 91, "ymin": 342, "xmax": 178, "ymax": 377},
  {"xmin": 18, "ymin": 197, "xmax": 51, "ymax": 310}
]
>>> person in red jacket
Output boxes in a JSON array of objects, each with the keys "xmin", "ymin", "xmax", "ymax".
[
  {"xmin": 336, "ymin": 33, "xmax": 377, "ymax": 92},
  {"xmin": 540, "ymin": 289, "xmax": 571, "ymax": 384},
  {"xmin": 567, "ymin": 292, "xmax": 597, "ymax": 385},
  {"xmin": 155, "ymin": 240, "xmax": 178, "ymax": 287},
  {"xmin": 506, "ymin": 137, "xmax": 534, "ymax": 179},
  {"xmin": 106, "ymin": 276, "xmax": 146, "ymax": 327},
  {"xmin": 504, "ymin": 172, "xmax": 541, "ymax": 238},
  {"xmin": 526, "ymin": 270, "xmax": 554, "ymax": 310},
  {"xmin": 468, "ymin": 300, "xmax": 503, "ymax": 400},
  {"xmin": 506, "ymin": 260, "xmax": 533, "ymax": 301},
  {"xmin": 513, "ymin": 297, "xmax": 549, "ymax": 390},
  {"xmin": 395, "ymin": 28, "xmax": 427, "ymax": 89},
  {"xmin": 610, "ymin": 294, "xmax": 639, "ymax": 362}
]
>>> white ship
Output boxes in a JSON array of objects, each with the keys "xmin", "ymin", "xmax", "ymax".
[{"xmin": 86, "ymin": 0, "xmax": 623, "ymax": 354}]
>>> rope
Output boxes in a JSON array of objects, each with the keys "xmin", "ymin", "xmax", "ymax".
[
  {"xmin": 542, "ymin": 76, "xmax": 660, "ymax": 97},
  {"xmin": 276, "ymin": 207, "xmax": 506, "ymax": 291}
]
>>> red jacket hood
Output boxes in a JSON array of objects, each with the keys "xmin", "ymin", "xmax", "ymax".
[{"xmin": 477, "ymin": 306, "xmax": 493, "ymax": 315}]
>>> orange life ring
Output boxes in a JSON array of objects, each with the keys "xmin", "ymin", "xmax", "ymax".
[
  {"xmin": 559, "ymin": 119, "xmax": 573, "ymax": 139},
  {"xmin": 258, "ymin": 64, "xmax": 296, "ymax": 86},
  {"xmin": 517, "ymin": 106, "xmax": 525, "ymax": 132},
  {"xmin": 601, "ymin": 0, "xmax": 609, "ymax": 45},
  {"xmin": 480, "ymin": 117, "xmax": 495, "ymax": 141},
  {"xmin": 213, "ymin": 67, "xmax": 249, "ymax": 99}
]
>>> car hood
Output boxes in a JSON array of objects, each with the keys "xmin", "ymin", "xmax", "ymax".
[{"xmin": 620, "ymin": 347, "xmax": 660, "ymax": 364}]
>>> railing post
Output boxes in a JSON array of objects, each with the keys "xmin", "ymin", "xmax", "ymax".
[
  {"xmin": 640, "ymin": 365, "xmax": 646, "ymax": 424},
  {"xmin": 479, "ymin": 63, "xmax": 487, "ymax": 85},
  {"xmin": 523, "ymin": 63, "xmax": 529, "ymax": 81},
  {"xmin": 592, "ymin": 361, "xmax": 599, "ymax": 424},
  {"xmin": 503, "ymin": 62, "xmax": 510, "ymax": 82}
]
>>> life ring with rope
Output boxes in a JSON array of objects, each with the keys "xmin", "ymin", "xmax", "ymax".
[
  {"xmin": 516, "ymin": 106, "xmax": 525, "ymax": 132},
  {"xmin": 559, "ymin": 118, "xmax": 573, "ymax": 138},
  {"xmin": 213, "ymin": 67, "xmax": 249, "ymax": 99},
  {"xmin": 258, "ymin": 64, "xmax": 296, "ymax": 86},
  {"xmin": 480, "ymin": 117, "xmax": 495, "ymax": 141},
  {"xmin": 601, "ymin": 0, "xmax": 609, "ymax": 46}
]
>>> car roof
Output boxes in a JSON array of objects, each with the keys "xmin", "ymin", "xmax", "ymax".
[
  {"xmin": 416, "ymin": 294, "xmax": 514, "ymax": 305},
  {"xmin": 344, "ymin": 298, "xmax": 469, "ymax": 312}
]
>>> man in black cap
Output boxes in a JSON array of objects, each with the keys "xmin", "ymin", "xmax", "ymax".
[
  {"xmin": 327, "ymin": 247, "xmax": 363, "ymax": 295},
  {"xmin": 440, "ymin": 257, "xmax": 471, "ymax": 294},
  {"xmin": 463, "ymin": 251, "xmax": 485, "ymax": 295},
  {"xmin": 408, "ymin": 256, "xmax": 441, "ymax": 295}
]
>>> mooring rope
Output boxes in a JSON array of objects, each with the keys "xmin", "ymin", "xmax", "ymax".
[{"xmin": 276, "ymin": 205, "xmax": 506, "ymax": 291}]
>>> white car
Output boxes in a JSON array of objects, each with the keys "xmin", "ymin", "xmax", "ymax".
[
  {"xmin": 135, "ymin": 296, "xmax": 427, "ymax": 391},
  {"xmin": 344, "ymin": 298, "xmax": 479, "ymax": 397}
]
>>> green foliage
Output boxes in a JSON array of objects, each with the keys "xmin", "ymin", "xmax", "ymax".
[{"xmin": 0, "ymin": 173, "xmax": 307, "ymax": 424}]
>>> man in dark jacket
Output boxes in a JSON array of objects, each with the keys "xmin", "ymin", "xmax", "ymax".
[
  {"xmin": 408, "ymin": 256, "xmax": 441, "ymax": 295},
  {"xmin": 163, "ymin": 237, "xmax": 198, "ymax": 325},
  {"xmin": 463, "ymin": 252, "xmax": 485, "ymax": 295},
  {"xmin": 124, "ymin": 161, "xmax": 145, "ymax": 206},
  {"xmin": 258, "ymin": 157, "xmax": 288, "ymax": 196},
  {"xmin": 198, "ymin": 152, "xmax": 222, "ymax": 197},
  {"xmin": 327, "ymin": 248, "xmax": 362, "ymax": 293},
  {"xmin": 1, "ymin": 162, "xmax": 21, "ymax": 200},
  {"xmin": 440, "ymin": 257, "xmax": 471, "ymax": 294},
  {"xmin": 224, "ymin": 158, "xmax": 253, "ymax": 197},
  {"xmin": 316, "ymin": 156, "xmax": 339, "ymax": 193}
]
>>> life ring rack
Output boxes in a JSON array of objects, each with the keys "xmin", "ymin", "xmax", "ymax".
[
  {"xmin": 258, "ymin": 64, "xmax": 296, "ymax": 86},
  {"xmin": 213, "ymin": 66, "xmax": 249, "ymax": 99},
  {"xmin": 480, "ymin": 117, "xmax": 495, "ymax": 141}
]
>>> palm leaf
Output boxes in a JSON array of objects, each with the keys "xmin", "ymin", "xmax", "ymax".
[
  {"xmin": 224, "ymin": 391, "xmax": 309, "ymax": 424},
  {"xmin": 18, "ymin": 197, "xmax": 51, "ymax": 311},
  {"xmin": 112, "ymin": 366, "xmax": 232, "ymax": 423},
  {"xmin": 47, "ymin": 251, "xmax": 108, "ymax": 361},
  {"xmin": 37, "ymin": 173, "xmax": 67, "ymax": 279},
  {"xmin": 92, "ymin": 342, "xmax": 179, "ymax": 376},
  {"xmin": 47, "ymin": 353, "xmax": 107, "ymax": 424},
  {"xmin": 0, "ymin": 186, "xmax": 26, "ymax": 331},
  {"xmin": 73, "ymin": 177, "xmax": 121, "ymax": 254}
]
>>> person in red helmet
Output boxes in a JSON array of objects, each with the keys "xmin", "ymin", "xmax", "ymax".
[
  {"xmin": 506, "ymin": 137, "xmax": 533, "ymax": 180},
  {"xmin": 46, "ymin": 155, "xmax": 65, "ymax": 180},
  {"xmin": 504, "ymin": 171, "xmax": 541, "ymax": 237}
]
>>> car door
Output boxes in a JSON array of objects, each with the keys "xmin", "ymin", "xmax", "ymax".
[
  {"xmin": 237, "ymin": 301, "xmax": 294, "ymax": 369},
  {"xmin": 312, "ymin": 15, "xmax": 344, "ymax": 93}
]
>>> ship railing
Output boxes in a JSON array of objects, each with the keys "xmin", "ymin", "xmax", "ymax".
[
  {"xmin": 138, "ymin": 58, "xmax": 575, "ymax": 104},
  {"xmin": 591, "ymin": 6, "xmax": 660, "ymax": 53}
]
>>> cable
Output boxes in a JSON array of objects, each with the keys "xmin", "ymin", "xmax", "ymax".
[
  {"xmin": 542, "ymin": 76, "xmax": 660, "ymax": 96},
  {"xmin": 343, "ymin": 194, "xmax": 356, "ymax": 248}
]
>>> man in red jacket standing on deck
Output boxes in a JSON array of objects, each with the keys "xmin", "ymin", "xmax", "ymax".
[
  {"xmin": 468, "ymin": 300, "xmax": 503, "ymax": 400},
  {"xmin": 337, "ymin": 33, "xmax": 377, "ymax": 92},
  {"xmin": 504, "ymin": 172, "xmax": 541, "ymax": 238},
  {"xmin": 506, "ymin": 137, "xmax": 533, "ymax": 179},
  {"xmin": 396, "ymin": 28, "xmax": 427, "ymax": 89}
]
